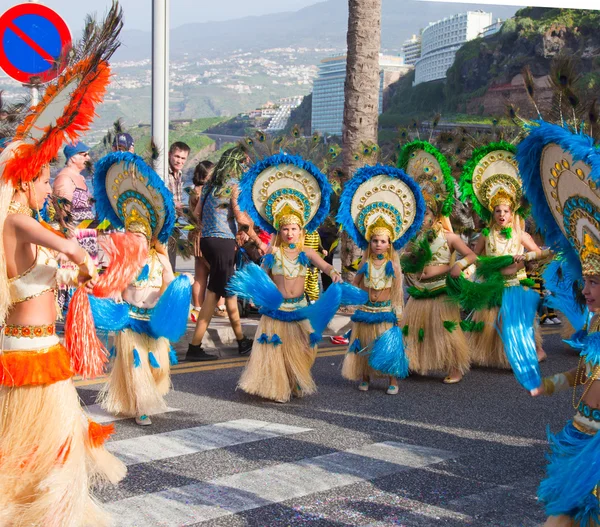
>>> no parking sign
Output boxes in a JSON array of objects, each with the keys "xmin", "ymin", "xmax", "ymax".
[{"xmin": 0, "ymin": 3, "xmax": 72, "ymax": 84}]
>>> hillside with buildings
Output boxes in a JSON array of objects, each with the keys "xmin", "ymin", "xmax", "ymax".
[{"xmin": 381, "ymin": 8, "xmax": 600, "ymax": 126}]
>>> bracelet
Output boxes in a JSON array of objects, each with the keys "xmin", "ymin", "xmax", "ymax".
[
  {"xmin": 329, "ymin": 268, "xmax": 340, "ymax": 278},
  {"xmin": 456, "ymin": 258, "xmax": 468, "ymax": 270},
  {"xmin": 76, "ymin": 253, "xmax": 88, "ymax": 267}
]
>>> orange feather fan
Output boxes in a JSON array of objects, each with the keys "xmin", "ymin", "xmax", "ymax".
[{"xmin": 3, "ymin": 59, "xmax": 111, "ymax": 186}]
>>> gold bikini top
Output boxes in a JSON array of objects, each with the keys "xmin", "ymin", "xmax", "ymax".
[
  {"xmin": 131, "ymin": 249, "xmax": 164, "ymax": 289},
  {"xmin": 363, "ymin": 258, "xmax": 393, "ymax": 291},
  {"xmin": 270, "ymin": 248, "xmax": 307, "ymax": 279},
  {"xmin": 9, "ymin": 246, "xmax": 58, "ymax": 304},
  {"xmin": 429, "ymin": 228, "xmax": 452, "ymax": 265},
  {"xmin": 485, "ymin": 225, "xmax": 523, "ymax": 257}
]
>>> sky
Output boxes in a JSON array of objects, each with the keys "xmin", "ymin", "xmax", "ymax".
[{"xmin": 0, "ymin": 0, "xmax": 322, "ymax": 33}]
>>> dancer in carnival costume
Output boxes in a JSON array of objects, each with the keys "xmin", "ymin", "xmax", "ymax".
[
  {"xmin": 228, "ymin": 153, "xmax": 366, "ymax": 403},
  {"xmin": 90, "ymin": 152, "xmax": 191, "ymax": 426},
  {"xmin": 398, "ymin": 141, "xmax": 476, "ymax": 383},
  {"xmin": 517, "ymin": 118, "xmax": 600, "ymax": 526},
  {"xmin": 0, "ymin": 5, "xmax": 127, "ymax": 525},
  {"xmin": 458, "ymin": 142, "xmax": 549, "ymax": 369},
  {"xmin": 337, "ymin": 163, "xmax": 425, "ymax": 393}
]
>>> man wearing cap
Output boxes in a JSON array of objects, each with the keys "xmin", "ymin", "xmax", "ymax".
[
  {"xmin": 112, "ymin": 132, "xmax": 135, "ymax": 153},
  {"xmin": 52, "ymin": 142, "xmax": 98, "ymax": 312},
  {"xmin": 166, "ymin": 141, "xmax": 191, "ymax": 271}
]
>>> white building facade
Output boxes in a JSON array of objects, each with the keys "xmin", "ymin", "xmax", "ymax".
[
  {"xmin": 402, "ymin": 35, "xmax": 421, "ymax": 67},
  {"xmin": 414, "ymin": 11, "xmax": 492, "ymax": 86},
  {"xmin": 311, "ymin": 54, "xmax": 411, "ymax": 136}
]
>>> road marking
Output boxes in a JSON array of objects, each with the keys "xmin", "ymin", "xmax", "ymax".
[
  {"xmin": 106, "ymin": 441, "xmax": 457, "ymax": 526},
  {"xmin": 83, "ymin": 404, "xmax": 179, "ymax": 424},
  {"xmin": 106, "ymin": 419, "xmax": 311, "ymax": 466}
]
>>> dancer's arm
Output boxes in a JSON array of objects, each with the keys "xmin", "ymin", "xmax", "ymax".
[
  {"xmin": 446, "ymin": 233, "xmax": 477, "ymax": 278},
  {"xmin": 230, "ymin": 185, "xmax": 268, "ymax": 254},
  {"xmin": 530, "ymin": 367, "xmax": 580, "ymax": 396},
  {"xmin": 305, "ymin": 248, "xmax": 342, "ymax": 283}
]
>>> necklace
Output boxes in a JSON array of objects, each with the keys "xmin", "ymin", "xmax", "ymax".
[
  {"xmin": 367, "ymin": 256, "xmax": 390, "ymax": 302},
  {"xmin": 8, "ymin": 201, "xmax": 34, "ymax": 217}
]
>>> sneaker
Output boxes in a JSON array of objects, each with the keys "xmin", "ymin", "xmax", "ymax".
[
  {"xmin": 185, "ymin": 343, "xmax": 218, "ymax": 362},
  {"xmin": 190, "ymin": 309, "xmax": 199, "ymax": 323},
  {"xmin": 550, "ymin": 316, "xmax": 562, "ymax": 325},
  {"xmin": 238, "ymin": 337, "xmax": 253, "ymax": 356},
  {"xmin": 358, "ymin": 381, "xmax": 369, "ymax": 392},
  {"xmin": 135, "ymin": 414, "xmax": 152, "ymax": 426},
  {"xmin": 541, "ymin": 318, "xmax": 555, "ymax": 326},
  {"xmin": 386, "ymin": 385, "xmax": 399, "ymax": 395},
  {"xmin": 330, "ymin": 335, "xmax": 350, "ymax": 345}
]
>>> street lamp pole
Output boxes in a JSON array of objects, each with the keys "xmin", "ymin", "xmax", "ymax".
[{"xmin": 152, "ymin": 0, "xmax": 170, "ymax": 180}]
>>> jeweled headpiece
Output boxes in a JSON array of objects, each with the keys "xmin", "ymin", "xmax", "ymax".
[
  {"xmin": 238, "ymin": 153, "xmax": 331, "ymax": 235},
  {"xmin": 518, "ymin": 122, "xmax": 600, "ymax": 276},
  {"xmin": 94, "ymin": 152, "xmax": 175, "ymax": 244},
  {"xmin": 398, "ymin": 140, "xmax": 454, "ymax": 218},
  {"xmin": 337, "ymin": 164, "xmax": 425, "ymax": 251},
  {"xmin": 461, "ymin": 142, "xmax": 525, "ymax": 223}
]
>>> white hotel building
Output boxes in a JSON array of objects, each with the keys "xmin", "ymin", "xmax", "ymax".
[
  {"xmin": 414, "ymin": 11, "xmax": 492, "ymax": 86},
  {"xmin": 311, "ymin": 54, "xmax": 411, "ymax": 136}
]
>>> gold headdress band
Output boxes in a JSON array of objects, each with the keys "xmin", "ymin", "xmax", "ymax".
[
  {"xmin": 581, "ymin": 232, "xmax": 600, "ymax": 276},
  {"xmin": 274, "ymin": 203, "xmax": 304, "ymax": 229},
  {"xmin": 125, "ymin": 208, "xmax": 152, "ymax": 242},
  {"xmin": 366, "ymin": 216, "xmax": 395, "ymax": 242},
  {"xmin": 489, "ymin": 187, "xmax": 517, "ymax": 212}
]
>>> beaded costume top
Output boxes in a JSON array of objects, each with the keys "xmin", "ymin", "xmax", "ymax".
[
  {"xmin": 8, "ymin": 246, "xmax": 57, "ymax": 304},
  {"xmin": 270, "ymin": 249, "xmax": 308, "ymax": 279}
]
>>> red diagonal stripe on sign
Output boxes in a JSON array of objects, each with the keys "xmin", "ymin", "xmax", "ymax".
[{"xmin": 8, "ymin": 21, "xmax": 56, "ymax": 66}]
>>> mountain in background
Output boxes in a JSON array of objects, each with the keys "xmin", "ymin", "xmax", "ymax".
[{"xmin": 114, "ymin": 0, "xmax": 520, "ymax": 61}]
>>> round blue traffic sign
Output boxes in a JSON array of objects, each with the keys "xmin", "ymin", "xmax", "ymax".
[{"xmin": 0, "ymin": 3, "xmax": 71, "ymax": 84}]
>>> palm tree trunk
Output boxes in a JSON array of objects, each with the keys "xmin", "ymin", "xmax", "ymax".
[{"xmin": 341, "ymin": 0, "xmax": 382, "ymax": 279}]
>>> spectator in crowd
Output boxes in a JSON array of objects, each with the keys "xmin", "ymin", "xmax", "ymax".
[
  {"xmin": 166, "ymin": 141, "xmax": 191, "ymax": 271},
  {"xmin": 185, "ymin": 146, "xmax": 267, "ymax": 361},
  {"xmin": 188, "ymin": 160, "xmax": 226, "ymax": 319},
  {"xmin": 52, "ymin": 142, "xmax": 98, "ymax": 313},
  {"xmin": 112, "ymin": 132, "xmax": 135, "ymax": 153},
  {"xmin": 318, "ymin": 219, "xmax": 338, "ymax": 291}
]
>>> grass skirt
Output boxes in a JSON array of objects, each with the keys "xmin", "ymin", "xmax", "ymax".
[
  {"xmin": 401, "ymin": 296, "xmax": 470, "ymax": 375},
  {"xmin": 538, "ymin": 421, "xmax": 600, "ymax": 526},
  {"xmin": 342, "ymin": 320, "xmax": 393, "ymax": 381},
  {"xmin": 469, "ymin": 308, "xmax": 542, "ymax": 369},
  {"xmin": 238, "ymin": 315, "xmax": 317, "ymax": 402},
  {"xmin": 98, "ymin": 328, "xmax": 171, "ymax": 417},
  {"xmin": 0, "ymin": 338, "xmax": 125, "ymax": 526}
]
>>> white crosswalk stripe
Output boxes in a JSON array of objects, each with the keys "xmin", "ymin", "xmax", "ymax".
[
  {"xmin": 105, "ymin": 438, "xmax": 458, "ymax": 526},
  {"xmin": 106, "ymin": 419, "xmax": 312, "ymax": 465},
  {"xmin": 84, "ymin": 404, "xmax": 180, "ymax": 424}
]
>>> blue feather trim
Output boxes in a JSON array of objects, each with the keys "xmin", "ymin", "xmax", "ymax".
[
  {"xmin": 582, "ymin": 332, "xmax": 600, "ymax": 367},
  {"xmin": 298, "ymin": 251, "xmax": 309, "ymax": 266},
  {"xmin": 227, "ymin": 263, "xmax": 283, "ymax": 309},
  {"xmin": 564, "ymin": 329, "xmax": 588, "ymax": 350},
  {"xmin": 169, "ymin": 347, "xmax": 178, "ymax": 366},
  {"xmin": 136, "ymin": 264, "xmax": 150, "ymax": 282},
  {"xmin": 259, "ymin": 307, "xmax": 308, "ymax": 322},
  {"xmin": 539, "ymin": 421, "xmax": 600, "ymax": 524},
  {"xmin": 349, "ymin": 339, "xmax": 362, "ymax": 353},
  {"xmin": 518, "ymin": 121, "xmax": 600, "ymax": 265},
  {"xmin": 338, "ymin": 282, "xmax": 369, "ymax": 306},
  {"xmin": 368, "ymin": 326, "xmax": 409, "ymax": 378},
  {"xmin": 94, "ymin": 152, "xmax": 176, "ymax": 243},
  {"xmin": 385, "ymin": 260, "xmax": 395, "ymax": 278},
  {"xmin": 109, "ymin": 346, "xmax": 116, "ymax": 359},
  {"xmin": 542, "ymin": 257, "xmax": 588, "ymax": 332},
  {"xmin": 258, "ymin": 333, "xmax": 270, "ymax": 344},
  {"xmin": 351, "ymin": 309, "xmax": 397, "ymax": 325},
  {"xmin": 356, "ymin": 263, "xmax": 367, "ymax": 276},
  {"xmin": 239, "ymin": 153, "xmax": 331, "ymax": 234},
  {"xmin": 148, "ymin": 352, "xmax": 160, "ymax": 368},
  {"xmin": 270, "ymin": 334, "xmax": 282, "ymax": 346},
  {"xmin": 262, "ymin": 253, "xmax": 275, "ymax": 269},
  {"xmin": 337, "ymin": 164, "xmax": 425, "ymax": 250},
  {"xmin": 343, "ymin": 329, "xmax": 352, "ymax": 340},
  {"xmin": 88, "ymin": 296, "xmax": 130, "ymax": 332},
  {"xmin": 309, "ymin": 333, "xmax": 320, "ymax": 347},
  {"xmin": 299, "ymin": 282, "xmax": 343, "ymax": 338},
  {"xmin": 499, "ymin": 286, "xmax": 541, "ymax": 391},
  {"xmin": 149, "ymin": 275, "xmax": 192, "ymax": 342},
  {"xmin": 133, "ymin": 349, "xmax": 141, "ymax": 368}
]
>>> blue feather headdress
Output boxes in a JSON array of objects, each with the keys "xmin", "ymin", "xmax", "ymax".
[
  {"xmin": 337, "ymin": 164, "xmax": 425, "ymax": 251},
  {"xmin": 94, "ymin": 152, "xmax": 176, "ymax": 244},
  {"xmin": 238, "ymin": 152, "xmax": 331, "ymax": 235},
  {"xmin": 517, "ymin": 120, "xmax": 600, "ymax": 277}
]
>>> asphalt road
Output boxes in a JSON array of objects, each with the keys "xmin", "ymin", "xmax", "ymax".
[{"xmin": 76, "ymin": 325, "xmax": 574, "ymax": 527}]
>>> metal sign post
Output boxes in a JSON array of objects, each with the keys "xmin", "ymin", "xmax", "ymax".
[{"xmin": 152, "ymin": 0, "xmax": 169, "ymax": 181}]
